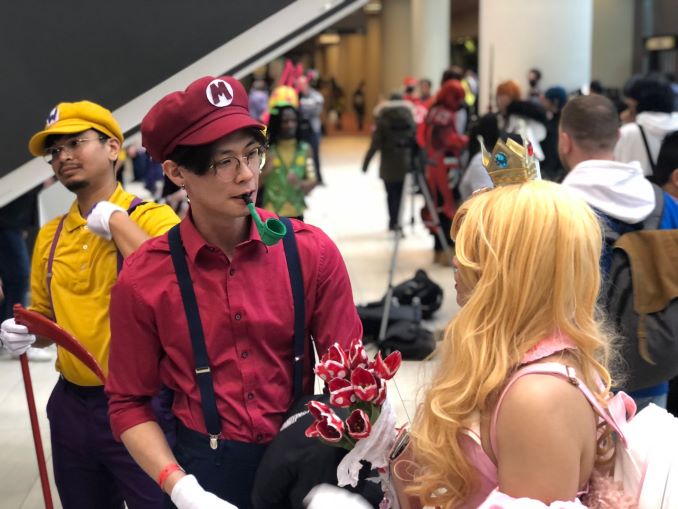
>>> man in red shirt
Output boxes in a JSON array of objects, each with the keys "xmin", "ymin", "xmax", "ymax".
[{"xmin": 105, "ymin": 75, "xmax": 362, "ymax": 509}]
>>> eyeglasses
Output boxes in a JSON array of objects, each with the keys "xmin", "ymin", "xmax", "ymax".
[
  {"xmin": 43, "ymin": 137, "xmax": 106, "ymax": 165},
  {"xmin": 208, "ymin": 145, "xmax": 267, "ymax": 178}
]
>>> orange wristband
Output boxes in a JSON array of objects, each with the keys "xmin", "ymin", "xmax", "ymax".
[{"xmin": 157, "ymin": 463, "xmax": 184, "ymax": 489}]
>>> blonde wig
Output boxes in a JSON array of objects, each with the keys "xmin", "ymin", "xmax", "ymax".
[{"xmin": 409, "ymin": 181, "xmax": 616, "ymax": 507}]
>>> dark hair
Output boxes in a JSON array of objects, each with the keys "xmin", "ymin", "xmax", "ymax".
[
  {"xmin": 43, "ymin": 128, "xmax": 110, "ymax": 150},
  {"xmin": 560, "ymin": 95, "xmax": 619, "ymax": 153},
  {"xmin": 589, "ymin": 80, "xmax": 604, "ymax": 94},
  {"xmin": 267, "ymin": 106, "xmax": 300, "ymax": 146},
  {"xmin": 529, "ymin": 68, "xmax": 542, "ymax": 81},
  {"xmin": 653, "ymin": 131, "xmax": 678, "ymax": 186},
  {"xmin": 419, "ymin": 79, "xmax": 432, "ymax": 88},
  {"xmin": 441, "ymin": 66, "xmax": 463, "ymax": 85},
  {"xmin": 467, "ymin": 113, "xmax": 500, "ymax": 162},
  {"xmin": 167, "ymin": 127, "xmax": 267, "ymax": 176},
  {"xmin": 626, "ymin": 77, "xmax": 674, "ymax": 113},
  {"xmin": 635, "ymin": 80, "xmax": 673, "ymax": 113}
]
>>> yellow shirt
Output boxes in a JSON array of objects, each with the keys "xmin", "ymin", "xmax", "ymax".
[{"xmin": 29, "ymin": 184, "xmax": 179, "ymax": 386}]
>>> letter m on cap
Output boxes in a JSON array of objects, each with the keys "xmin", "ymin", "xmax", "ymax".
[{"xmin": 207, "ymin": 79, "xmax": 233, "ymax": 107}]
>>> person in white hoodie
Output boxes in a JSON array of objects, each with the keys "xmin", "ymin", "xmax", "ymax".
[
  {"xmin": 560, "ymin": 94, "xmax": 678, "ymax": 410},
  {"xmin": 614, "ymin": 77, "xmax": 678, "ymax": 176}
]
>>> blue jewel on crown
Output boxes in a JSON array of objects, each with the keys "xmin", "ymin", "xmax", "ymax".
[{"xmin": 494, "ymin": 151, "xmax": 509, "ymax": 168}]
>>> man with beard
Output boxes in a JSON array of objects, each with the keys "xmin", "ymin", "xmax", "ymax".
[
  {"xmin": 559, "ymin": 94, "xmax": 678, "ymax": 411},
  {"xmin": 0, "ymin": 101, "xmax": 179, "ymax": 508}
]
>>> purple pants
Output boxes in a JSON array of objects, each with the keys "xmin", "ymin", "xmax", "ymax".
[{"xmin": 46, "ymin": 378, "xmax": 167, "ymax": 509}]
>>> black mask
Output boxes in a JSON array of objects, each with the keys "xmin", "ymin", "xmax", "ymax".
[{"xmin": 529, "ymin": 79, "xmax": 538, "ymax": 88}]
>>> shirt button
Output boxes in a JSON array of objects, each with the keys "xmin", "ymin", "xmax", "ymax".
[
  {"xmin": 235, "ymin": 313, "xmax": 242, "ymax": 321},
  {"xmin": 229, "ymin": 268, "xmax": 236, "ymax": 276},
  {"xmin": 241, "ymin": 351, "xmax": 249, "ymax": 359},
  {"xmin": 83, "ymin": 244, "xmax": 88, "ymax": 250},
  {"xmin": 247, "ymin": 392, "xmax": 254, "ymax": 400},
  {"xmin": 256, "ymin": 433, "xmax": 264, "ymax": 442}
]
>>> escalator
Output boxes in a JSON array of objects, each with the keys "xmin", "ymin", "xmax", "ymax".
[{"xmin": 0, "ymin": 0, "xmax": 367, "ymax": 208}]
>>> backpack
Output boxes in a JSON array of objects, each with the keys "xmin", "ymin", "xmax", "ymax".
[
  {"xmin": 391, "ymin": 269, "xmax": 444, "ymax": 319},
  {"xmin": 378, "ymin": 320, "xmax": 435, "ymax": 361},
  {"xmin": 603, "ymin": 185, "xmax": 678, "ymax": 392},
  {"xmin": 357, "ymin": 300, "xmax": 422, "ymax": 342}
]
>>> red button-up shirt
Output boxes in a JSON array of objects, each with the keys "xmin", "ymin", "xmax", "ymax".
[{"xmin": 106, "ymin": 209, "xmax": 362, "ymax": 443}]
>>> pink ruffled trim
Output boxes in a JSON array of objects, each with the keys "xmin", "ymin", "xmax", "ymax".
[
  {"xmin": 522, "ymin": 332, "xmax": 577, "ymax": 364},
  {"xmin": 582, "ymin": 471, "xmax": 637, "ymax": 509},
  {"xmin": 476, "ymin": 472, "xmax": 637, "ymax": 509}
]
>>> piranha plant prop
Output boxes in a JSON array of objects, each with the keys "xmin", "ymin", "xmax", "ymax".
[{"xmin": 305, "ymin": 339, "xmax": 402, "ymax": 504}]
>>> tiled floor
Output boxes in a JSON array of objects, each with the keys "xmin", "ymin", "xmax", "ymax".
[{"xmin": 0, "ymin": 135, "xmax": 459, "ymax": 508}]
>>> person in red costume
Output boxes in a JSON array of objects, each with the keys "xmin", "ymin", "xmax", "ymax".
[{"xmin": 421, "ymin": 80, "xmax": 469, "ymax": 265}]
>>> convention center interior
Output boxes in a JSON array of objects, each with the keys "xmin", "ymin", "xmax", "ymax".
[{"xmin": 1, "ymin": 0, "xmax": 678, "ymax": 508}]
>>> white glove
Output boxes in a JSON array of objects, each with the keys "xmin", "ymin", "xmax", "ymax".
[
  {"xmin": 170, "ymin": 475, "xmax": 239, "ymax": 509},
  {"xmin": 304, "ymin": 484, "xmax": 372, "ymax": 509},
  {"xmin": 86, "ymin": 201, "xmax": 126, "ymax": 240},
  {"xmin": 1, "ymin": 318, "xmax": 36, "ymax": 356}
]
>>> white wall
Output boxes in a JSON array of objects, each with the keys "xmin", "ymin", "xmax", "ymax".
[
  {"xmin": 411, "ymin": 0, "xmax": 450, "ymax": 86},
  {"xmin": 381, "ymin": 0, "xmax": 412, "ymax": 96},
  {"xmin": 592, "ymin": 0, "xmax": 634, "ymax": 89},
  {"xmin": 478, "ymin": 0, "xmax": 593, "ymax": 113}
]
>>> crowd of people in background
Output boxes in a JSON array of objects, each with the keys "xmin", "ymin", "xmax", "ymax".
[{"xmin": 2, "ymin": 48, "xmax": 678, "ymax": 508}]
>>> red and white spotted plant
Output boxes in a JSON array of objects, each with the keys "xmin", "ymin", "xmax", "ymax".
[{"xmin": 305, "ymin": 339, "xmax": 402, "ymax": 449}]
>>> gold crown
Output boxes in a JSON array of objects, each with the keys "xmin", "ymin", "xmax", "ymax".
[{"xmin": 480, "ymin": 135, "xmax": 540, "ymax": 187}]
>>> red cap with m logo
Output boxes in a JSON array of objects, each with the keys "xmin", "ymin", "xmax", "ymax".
[{"xmin": 141, "ymin": 75, "xmax": 264, "ymax": 162}]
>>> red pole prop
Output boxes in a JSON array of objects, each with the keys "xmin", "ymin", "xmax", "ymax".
[{"xmin": 19, "ymin": 353, "xmax": 54, "ymax": 509}]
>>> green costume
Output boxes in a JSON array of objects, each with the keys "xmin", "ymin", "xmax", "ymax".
[{"xmin": 263, "ymin": 140, "xmax": 311, "ymax": 217}]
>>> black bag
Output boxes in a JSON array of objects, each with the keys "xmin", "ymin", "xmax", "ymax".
[
  {"xmin": 391, "ymin": 269, "xmax": 443, "ymax": 319},
  {"xmin": 357, "ymin": 300, "xmax": 422, "ymax": 341},
  {"xmin": 379, "ymin": 320, "xmax": 435, "ymax": 360},
  {"xmin": 251, "ymin": 395, "xmax": 383, "ymax": 509}
]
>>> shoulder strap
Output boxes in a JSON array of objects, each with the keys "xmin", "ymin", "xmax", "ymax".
[
  {"xmin": 279, "ymin": 216, "xmax": 306, "ymax": 401},
  {"xmin": 46, "ymin": 214, "xmax": 67, "ymax": 320},
  {"xmin": 641, "ymin": 184, "xmax": 665, "ymax": 231},
  {"xmin": 47, "ymin": 196, "xmax": 144, "ymax": 318},
  {"xmin": 116, "ymin": 196, "xmax": 145, "ymax": 272},
  {"xmin": 489, "ymin": 362, "xmax": 626, "ymax": 457},
  {"xmin": 638, "ymin": 125, "xmax": 657, "ymax": 174},
  {"xmin": 167, "ymin": 224, "xmax": 222, "ymax": 446}
]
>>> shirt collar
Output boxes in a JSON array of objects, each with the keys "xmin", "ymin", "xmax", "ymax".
[
  {"xmin": 180, "ymin": 207, "xmax": 270, "ymax": 263},
  {"xmin": 63, "ymin": 183, "xmax": 127, "ymax": 233}
]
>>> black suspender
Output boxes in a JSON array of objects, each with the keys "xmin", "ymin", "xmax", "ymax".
[
  {"xmin": 279, "ymin": 216, "xmax": 306, "ymax": 402},
  {"xmin": 167, "ymin": 218, "xmax": 306, "ymax": 449},
  {"xmin": 168, "ymin": 225, "xmax": 222, "ymax": 449}
]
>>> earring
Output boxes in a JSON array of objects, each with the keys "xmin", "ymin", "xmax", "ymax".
[{"xmin": 181, "ymin": 183, "xmax": 190, "ymax": 203}]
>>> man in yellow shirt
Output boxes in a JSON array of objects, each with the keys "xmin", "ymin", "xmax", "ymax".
[{"xmin": 0, "ymin": 101, "xmax": 179, "ymax": 508}]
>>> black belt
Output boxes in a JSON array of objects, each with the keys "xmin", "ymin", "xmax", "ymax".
[{"xmin": 59, "ymin": 375, "xmax": 105, "ymax": 395}]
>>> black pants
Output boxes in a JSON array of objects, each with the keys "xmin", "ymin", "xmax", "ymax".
[
  {"xmin": 171, "ymin": 424, "xmax": 268, "ymax": 509},
  {"xmin": 384, "ymin": 180, "xmax": 405, "ymax": 230},
  {"xmin": 433, "ymin": 213, "xmax": 453, "ymax": 252}
]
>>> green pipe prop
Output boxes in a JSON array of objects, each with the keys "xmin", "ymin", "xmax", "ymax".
[{"xmin": 242, "ymin": 195, "xmax": 286, "ymax": 246}]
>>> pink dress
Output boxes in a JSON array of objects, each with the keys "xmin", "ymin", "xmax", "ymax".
[{"xmin": 457, "ymin": 333, "xmax": 635, "ymax": 508}]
